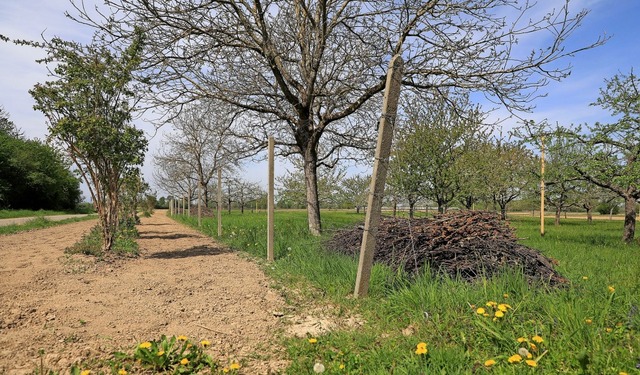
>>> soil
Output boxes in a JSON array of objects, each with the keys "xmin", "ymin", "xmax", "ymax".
[{"xmin": 0, "ymin": 211, "xmax": 293, "ymax": 374}]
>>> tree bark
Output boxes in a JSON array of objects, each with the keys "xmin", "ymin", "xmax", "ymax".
[
  {"xmin": 622, "ymin": 195, "xmax": 637, "ymax": 243},
  {"xmin": 555, "ymin": 207, "xmax": 561, "ymax": 226},
  {"xmin": 303, "ymin": 148, "xmax": 322, "ymax": 236},
  {"xmin": 586, "ymin": 208, "xmax": 593, "ymax": 224}
]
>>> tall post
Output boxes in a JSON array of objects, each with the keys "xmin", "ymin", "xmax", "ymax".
[
  {"xmin": 181, "ymin": 196, "xmax": 185, "ymax": 215},
  {"xmin": 187, "ymin": 188, "xmax": 191, "ymax": 217},
  {"xmin": 354, "ymin": 55, "xmax": 404, "ymax": 298},
  {"xmin": 217, "ymin": 168, "xmax": 222, "ymax": 237},
  {"xmin": 267, "ymin": 136, "xmax": 275, "ymax": 262},
  {"xmin": 540, "ymin": 135, "xmax": 545, "ymax": 237},
  {"xmin": 198, "ymin": 184, "xmax": 202, "ymax": 227}
]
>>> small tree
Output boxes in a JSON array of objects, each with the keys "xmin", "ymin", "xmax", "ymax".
[{"xmin": 30, "ymin": 33, "xmax": 147, "ymax": 251}]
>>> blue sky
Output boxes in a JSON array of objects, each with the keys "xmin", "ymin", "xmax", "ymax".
[{"xmin": 1, "ymin": 0, "xmax": 638, "ymax": 196}]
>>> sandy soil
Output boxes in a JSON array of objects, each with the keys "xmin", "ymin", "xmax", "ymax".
[
  {"xmin": 0, "ymin": 210, "xmax": 290, "ymax": 374},
  {"xmin": 0, "ymin": 214, "xmax": 90, "ymax": 227}
]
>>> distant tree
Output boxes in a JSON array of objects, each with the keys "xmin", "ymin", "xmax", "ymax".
[
  {"xmin": 277, "ymin": 158, "xmax": 346, "ymax": 209},
  {"xmin": 389, "ymin": 92, "xmax": 488, "ymax": 215},
  {"xmin": 483, "ymin": 140, "xmax": 536, "ymax": 220},
  {"xmin": 30, "ymin": 34, "xmax": 148, "ymax": 251},
  {"xmin": 0, "ymin": 106, "xmax": 23, "ymax": 138},
  {"xmin": 339, "ymin": 174, "xmax": 370, "ymax": 214}
]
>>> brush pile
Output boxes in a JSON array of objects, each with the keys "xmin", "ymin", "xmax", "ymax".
[{"xmin": 326, "ymin": 211, "xmax": 567, "ymax": 286}]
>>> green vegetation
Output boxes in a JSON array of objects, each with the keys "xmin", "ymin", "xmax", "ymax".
[
  {"xmin": 174, "ymin": 210, "xmax": 639, "ymax": 374},
  {"xmin": 0, "ymin": 215, "xmax": 95, "ymax": 236}
]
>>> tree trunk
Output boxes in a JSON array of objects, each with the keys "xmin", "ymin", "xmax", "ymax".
[
  {"xmin": 303, "ymin": 149, "xmax": 322, "ymax": 236},
  {"xmin": 499, "ymin": 204, "xmax": 507, "ymax": 220},
  {"xmin": 409, "ymin": 202, "xmax": 415, "ymax": 219},
  {"xmin": 586, "ymin": 208, "xmax": 593, "ymax": 224},
  {"xmin": 356, "ymin": 206, "xmax": 360, "ymax": 214},
  {"xmin": 393, "ymin": 201, "xmax": 397, "ymax": 217},
  {"xmin": 622, "ymin": 195, "xmax": 636, "ymax": 243},
  {"xmin": 555, "ymin": 207, "xmax": 561, "ymax": 226}
]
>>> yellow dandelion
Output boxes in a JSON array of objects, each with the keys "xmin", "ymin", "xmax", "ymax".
[
  {"xmin": 532, "ymin": 335, "xmax": 543, "ymax": 344},
  {"xmin": 517, "ymin": 337, "xmax": 527, "ymax": 343},
  {"xmin": 582, "ymin": 276, "xmax": 588, "ymax": 280},
  {"xmin": 222, "ymin": 368, "xmax": 229, "ymax": 373},
  {"xmin": 415, "ymin": 342, "xmax": 428, "ymax": 355},
  {"xmin": 503, "ymin": 293, "xmax": 509, "ymax": 298},
  {"xmin": 483, "ymin": 313, "xmax": 490, "ymax": 317},
  {"xmin": 529, "ymin": 342, "xmax": 538, "ymax": 352},
  {"xmin": 497, "ymin": 304, "xmax": 509, "ymax": 312},
  {"xmin": 525, "ymin": 359, "xmax": 538, "ymax": 367},
  {"xmin": 157, "ymin": 351, "xmax": 165, "ymax": 356},
  {"xmin": 201, "ymin": 340, "xmax": 211, "ymax": 347},
  {"xmin": 486, "ymin": 301, "xmax": 497, "ymax": 307},
  {"xmin": 608, "ymin": 285, "xmax": 615, "ymax": 293},
  {"xmin": 484, "ymin": 359, "xmax": 496, "ymax": 367},
  {"xmin": 177, "ymin": 335, "xmax": 188, "ymax": 341},
  {"xmin": 495, "ymin": 310, "xmax": 505, "ymax": 318},
  {"xmin": 606, "ymin": 327, "xmax": 613, "ymax": 333},
  {"xmin": 585, "ymin": 319, "xmax": 593, "ymax": 325},
  {"xmin": 476, "ymin": 307, "xmax": 486, "ymax": 315},
  {"xmin": 80, "ymin": 371, "xmax": 91, "ymax": 375},
  {"xmin": 308, "ymin": 338, "xmax": 318, "ymax": 344},
  {"xmin": 508, "ymin": 354, "xmax": 522, "ymax": 364},
  {"xmin": 619, "ymin": 372, "xmax": 628, "ymax": 375},
  {"xmin": 138, "ymin": 342, "xmax": 152, "ymax": 349},
  {"xmin": 118, "ymin": 370, "xmax": 127, "ymax": 375},
  {"xmin": 180, "ymin": 358, "xmax": 189, "ymax": 365},
  {"xmin": 230, "ymin": 362, "xmax": 241, "ymax": 370},
  {"xmin": 339, "ymin": 363, "xmax": 345, "ymax": 369}
]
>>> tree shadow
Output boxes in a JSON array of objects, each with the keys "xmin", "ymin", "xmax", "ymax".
[
  {"xmin": 146, "ymin": 245, "xmax": 231, "ymax": 259},
  {"xmin": 139, "ymin": 233, "xmax": 201, "ymax": 240}
]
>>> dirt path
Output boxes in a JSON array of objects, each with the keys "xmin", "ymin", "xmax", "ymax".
[{"xmin": 0, "ymin": 211, "xmax": 288, "ymax": 374}]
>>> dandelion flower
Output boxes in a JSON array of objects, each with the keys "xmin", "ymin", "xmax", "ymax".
[
  {"xmin": 525, "ymin": 360, "xmax": 538, "ymax": 367},
  {"xmin": 222, "ymin": 368, "xmax": 229, "ymax": 373},
  {"xmin": 476, "ymin": 307, "xmax": 486, "ymax": 315},
  {"xmin": 339, "ymin": 363, "xmax": 345, "ymax": 369},
  {"xmin": 503, "ymin": 293, "xmax": 509, "ymax": 298},
  {"xmin": 508, "ymin": 354, "xmax": 522, "ymax": 364},
  {"xmin": 606, "ymin": 327, "xmax": 613, "ymax": 333},
  {"xmin": 415, "ymin": 342, "xmax": 428, "ymax": 355},
  {"xmin": 532, "ymin": 335, "xmax": 544, "ymax": 344},
  {"xmin": 118, "ymin": 370, "xmax": 127, "ymax": 375},
  {"xmin": 177, "ymin": 335, "xmax": 188, "ymax": 341},
  {"xmin": 484, "ymin": 359, "xmax": 496, "ymax": 367},
  {"xmin": 585, "ymin": 319, "xmax": 593, "ymax": 325},
  {"xmin": 517, "ymin": 337, "xmax": 527, "ymax": 343},
  {"xmin": 608, "ymin": 286, "xmax": 615, "ymax": 293},
  {"xmin": 529, "ymin": 343, "xmax": 538, "ymax": 352},
  {"xmin": 230, "ymin": 362, "xmax": 241, "ymax": 370},
  {"xmin": 582, "ymin": 276, "xmax": 588, "ymax": 280},
  {"xmin": 157, "ymin": 351, "xmax": 165, "ymax": 356},
  {"xmin": 497, "ymin": 304, "xmax": 509, "ymax": 312},
  {"xmin": 80, "ymin": 371, "xmax": 91, "ymax": 375},
  {"xmin": 201, "ymin": 340, "xmax": 211, "ymax": 347},
  {"xmin": 495, "ymin": 310, "xmax": 505, "ymax": 318},
  {"xmin": 313, "ymin": 362, "xmax": 326, "ymax": 373},
  {"xmin": 308, "ymin": 338, "xmax": 318, "ymax": 344},
  {"xmin": 138, "ymin": 342, "xmax": 152, "ymax": 349},
  {"xmin": 180, "ymin": 358, "xmax": 189, "ymax": 365},
  {"xmin": 619, "ymin": 372, "xmax": 628, "ymax": 375},
  {"xmin": 486, "ymin": 301, "xmax": 497, "ymax": 307}
]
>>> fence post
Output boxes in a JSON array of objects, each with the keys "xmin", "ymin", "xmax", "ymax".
[
  {"xmin": 354, "ymin": 55, "xmax": 404, "ymax": 298},
  {"xmin": 267, "ymin": 136, "xmax": 275, "ymax": 262},
  {"xmin": 217, "ymin": 168, "xmax": 222, "ymax": 237}
]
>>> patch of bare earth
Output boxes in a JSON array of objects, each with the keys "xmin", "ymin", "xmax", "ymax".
[{"xmin": 0, "ymin": 211, "xmax": 290, "ymax": 374}]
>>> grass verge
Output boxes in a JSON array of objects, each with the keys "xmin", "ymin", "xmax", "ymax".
[
  {"xmin": 173, "ymin": 210, "xmax": 639, "ymax": 374},
  {"xmin": 0, "ymin": 215, "xmax": 96, "ymax": 235}
]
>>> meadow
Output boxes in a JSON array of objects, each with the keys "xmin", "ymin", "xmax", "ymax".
[{"xmin": 176, "ymin": 210, "xmax": 640, "ymax": 374}]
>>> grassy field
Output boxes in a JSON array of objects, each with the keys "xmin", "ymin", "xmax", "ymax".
[
  {"xmin": 175, "ymin": 210, "xmax": 639, "ymax": 374},
  {"xmin": 0, "ymin": 215, "xmax": 96, "ymax": 235}
]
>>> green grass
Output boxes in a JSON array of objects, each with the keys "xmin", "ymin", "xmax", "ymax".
[
  {"xmin": 0, "ymin": 215, "xmax": 96, "ymax": 235},
  {"xmin": 173, "ymin": 210, "xmax": 640, "ymax": 374},
  {"xmin": 0, "ymin": 206, "xmax": 95, "ymax": 219}
]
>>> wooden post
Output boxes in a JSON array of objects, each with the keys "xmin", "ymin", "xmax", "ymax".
[
  {"xmin": 540, "ymin": 135, "xmax": 545, "ymax": 237},
  {"xmin": 198, "ymin": 184, "xmax": 202, "ymax": 227},
  {"xmin": 267, "ymin": 136, "xmax": 275, "ymax": 262},
  {"xmin": 217, "ymin": 168, "xmax": 222, "ymax": 237},
  {"xmin": 187, "ymin": 188, "xmax": 191, "ymax": 217},
  {"xmin": 354, "ymin": 55, "xmax": 404, "ymax": 298}
]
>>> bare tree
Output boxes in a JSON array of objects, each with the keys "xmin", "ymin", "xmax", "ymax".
[
  {"xmin": 72, "ymin": 0, "xmax": 605, "ymax": 234},
  {"xmin": 153, "ymin": 100, "xmax": 246, "ymax": 207}
]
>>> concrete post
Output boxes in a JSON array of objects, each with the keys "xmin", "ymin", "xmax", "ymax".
[{"xmin": 267, "ymin": 136, "xmax": 275, "ymax": 262}]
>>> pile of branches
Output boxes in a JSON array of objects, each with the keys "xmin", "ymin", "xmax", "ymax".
[{"xmin": 326, "ymin": 210, "xmax": 567, "ymax": 286}]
